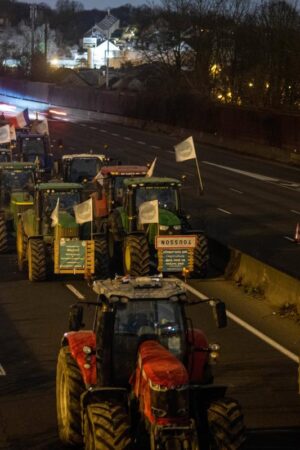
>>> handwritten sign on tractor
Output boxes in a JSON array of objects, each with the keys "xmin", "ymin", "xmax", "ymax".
[
  {"xmin": 59, "ymin": 239, "xmax": 86, "ymax": 269},
  {"xmin": 156, "ymin": 235, "xmax": 197, "ymax": 272}
]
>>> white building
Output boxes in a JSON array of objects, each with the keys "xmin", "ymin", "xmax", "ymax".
[{"xmin": 87, "ymin": 40, "xmax": 120, "ymax": 69}]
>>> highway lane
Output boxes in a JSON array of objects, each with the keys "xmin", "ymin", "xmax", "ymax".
[{"xmin": 48, "ymin": 117, "xmax": 300, "ymax": 278}]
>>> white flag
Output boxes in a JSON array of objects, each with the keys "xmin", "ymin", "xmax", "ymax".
[
  {"xmin": 51, "ymin": 198, "xmax": 59, "ymax": 227},
  {"xmin": 0, "ymin": 125, "xmax": 11, "ymax": 144},
  {"xmin": 35, "ymin": 119, "xmax": 49, "ymax": 135},
  {"xmin": 10, "ymin": 125, "xmax": 16, "ymax": 141},
  {"xmin": 139, "ymin": 200, "xmax": 159, "ymax": 224},
  {"xmin": 146, "ymin": 157, "xmax": 157, "ymax": 177},
  {"xmin": 73, "ymin": 198, "xmax": 93, "ymax": 224},
  {"xmin": 174, "ymin": 136, "xmax": 196, "ymax": 162}
]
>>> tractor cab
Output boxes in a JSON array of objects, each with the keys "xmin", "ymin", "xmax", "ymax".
[
  {"xmin": 122, "ymin": 177, "xmax": 182, "ymax": 238},
  {"xmin": 0, "ymin": 148, "xmax": 11, "ymax": 162},
  {"xmin": 32, "ymin": 182, "xmax": 83, "ymax": 238},
  {"xmin": 61, "ymin": 154, "xmax": 108, "ymax": 200},
  {"xmin": 92, "ymin": 165, "xmax": 148, "ymax": 230},
  {"xmin": 16, "ymin": 133, "xmax": 53, "ymax": 176}
]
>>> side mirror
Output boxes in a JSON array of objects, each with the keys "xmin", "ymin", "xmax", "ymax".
[
  {"xmin": 212, "ymin": 300, "xmax": 227, "ymax": 328},
  {"xmin": 68, "ymin": 304, "xmax": 84, "ymax": 331}
]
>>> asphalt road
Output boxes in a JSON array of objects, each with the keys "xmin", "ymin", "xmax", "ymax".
[
  {"xmin": 1, "ymin": 115, "xmax": 300, "ymax": 449},
  {"xmin": 49, "ymin": 117, "xmax": 300, "ymax": 278}
]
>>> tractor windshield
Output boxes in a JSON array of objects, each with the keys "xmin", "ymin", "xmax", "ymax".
[
  {"xmin": 2, "ymin": 170, "xmax": 35, "ymax": 193},
  {"xmin": 135, "ymin": 186, "xmax": 179, "ymax": 212},
  {"xmin": 113, "ymin": 176, "xmax": 126, "ymax": 205},
  {"xmin": 42, "ymin": 190, "xmax": 81, "ymax": 216},
  {"xmin": 113, "ymin": 300, "xmax": 185, "ymax": 383},
  {"xmin": 69, "ymin": 158, "xmax": 102, "ymax": 182},
  {"xmin": 22, "ymin": 138, "xmax": 46, "ymax": 163}
]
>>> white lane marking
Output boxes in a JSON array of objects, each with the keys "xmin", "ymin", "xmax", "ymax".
[
  {"xmin": 66, "ymin": 284, "xmax": 85, "ymax": 300},
  {"xmin": 111, "ymin": 133, "xmax": 119, "ymax": 137},
  {"xmin": 291, "ymin": 210, "xmax": 300, "ymax": 215},
  {"xmin": 284, "ymin": 236, "xmax": 296, "ymax": 242},
  {"xmin": 124, "ymin": 137, "xmax": 132, "ymax": 140},
  {"xmin": 167, "ymin": 150, "xmax": 174, "ymax": 154},
  {"xmin": 137, "ymin": 141, "xmax": 146, "ymax": 145},
  {"xmin": 230, "ymin": 187, "xmax": 243, "ymax": 194},
  {"xmin": 0, "ymin": 364, "xmax": 6, "ymax": 376},
  {"xmin": 217, "ymin": 208, "xmax": 232, "ymax": 215},
  {"xmin": 90, "ymin": 126, "xmax": 97, "ymax": 130},
  {"xmin": 100, "ymin": 129, "xmax": 107, "ymax": 133},
  {"xmin": 151, "ymin": 145, "xmax": 161, "ymax": 149},
  {"xmin": 202, "ymin": 161, "xmax": 278, "ymax": 182},
  {"xmin": 182, "ymin": 282, "xmax": 299, "ymax": 364}
]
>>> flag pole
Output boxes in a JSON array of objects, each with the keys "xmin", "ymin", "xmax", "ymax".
[
  {"xmin": 194, "ymin": 154, "xmax": 204, "ymax": 194},
  {"xmin": 90, "ymin": 198, "xmax": 93, "ymax": 240}
]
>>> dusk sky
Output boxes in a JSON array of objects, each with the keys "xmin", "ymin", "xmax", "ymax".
[{"xmin": 25, "ymin": 0, "xmax": 148, "ymax": 9}]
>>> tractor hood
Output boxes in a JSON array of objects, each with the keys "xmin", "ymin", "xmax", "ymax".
[
  {"xmin": 11, "ymin": 191, "xmax": 33, "ymax": 203},
  {"xmin": 158, "ymin": 208, "xmax": 181, "ymax": 226}
]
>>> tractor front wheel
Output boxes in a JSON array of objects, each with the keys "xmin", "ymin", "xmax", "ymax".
[
  {"xmin": 193, "ymin": 234, "xmax": 209, "ymax": 278},
  {"xmin": 0, "ymin": 217, "xmax": 8, "ymax": 253},
  {"xmin": 94, "ymin": 238, "xmax": 110, "ymax": 279},
  {"xmin": 27, "ymin": 239, "xmax": 47, "ymax": 281},
  {"xmin": 84, "ymin": 402, "xmax": 132, "ymax": 450},
  {"xmin": 123, "ymin": 235, "xmax": 150, "ymax": 276},
  {"xmin": 207, "ymin": 397, "xmax": 246, "ymax": 449},
  {"xmin": 56, "ymin": 346, "xmax": 85, "ymax": 447}
]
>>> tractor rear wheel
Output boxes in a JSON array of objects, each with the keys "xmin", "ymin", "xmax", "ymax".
[
  {"xmin": 27, "ymin": 239, "xmax": 47, "ymax": 281},
  {"xmin": 0, "ymin": 217, "xmax": 8, "ymax": 253},
  {"xmin": 16, "ymin": 220, "xmax": 26, "ymax": 271},
  {"xmin": 193, "ymin": 234, "xmax": 209, "ymax": 278},
  {"xmin": 84, "ymin": 402, "xmax": 132, "ymax": 450},
  {"xmin": 123, "ymin": 235, "xmax": 150, "ymax": 276},
  {"xmin": 94, "ymin": 238, "xmax": 110, "ymax": 279},
  {"xmin": 56, "ymin": 346, "xmax": 85, "ymax": 447},
  {"xmin": 207, "ymin": 398, "xmax": 246, "ymax": 449}
]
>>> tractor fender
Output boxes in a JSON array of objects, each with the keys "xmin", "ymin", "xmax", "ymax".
[
  {"xmin": 188, "ymin": 328, "xmax": 210, "ymax": 383},
  {"xmin": 63, "ymin": 331, "xmax": 97, "ymax": 387}
]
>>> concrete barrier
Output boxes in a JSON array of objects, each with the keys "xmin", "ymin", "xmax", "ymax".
[{"xmin": 225, "ymin": 248, "xmax": 300, "ymax": 313}]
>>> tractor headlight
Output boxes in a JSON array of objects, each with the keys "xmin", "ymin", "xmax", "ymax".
[
  {"xmin": 173, "ymin": 225, "xmax": 181, "ymax": 231},
  {"xmin": 159, "ymin": 225, "xmax": 169, "ymax": 231}
]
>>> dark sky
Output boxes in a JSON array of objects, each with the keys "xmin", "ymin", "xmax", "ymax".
[{"xmin": 25, "ymin": 0, "xmax": 147, "ymax": 9}]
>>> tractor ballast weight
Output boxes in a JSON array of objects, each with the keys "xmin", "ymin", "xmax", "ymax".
[
  {"xmin": 16, "ymin": 182, "xmax": 102, "ymax": 281},
  {"xmin": 56, "ymin": 276, "xmax": 245, "ymax": 449},
  {"xmin": 107, "ymin": 176, "xmax": 209, "ymax": 277},
  {"xmin": 0, "ymin": 162, "xmax": 36, "ymax": 253}
]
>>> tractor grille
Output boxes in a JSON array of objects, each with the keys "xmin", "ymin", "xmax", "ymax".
[{"xmin": 59, "ymin": 227, "xmax": 78, "ymax": 238}]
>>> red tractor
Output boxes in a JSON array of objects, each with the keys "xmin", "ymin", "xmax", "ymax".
[
  {"xmin": 91, "ymin": 165, "xmax": 148, "ymax": 233},
  {"xmin": 56, "ymin": 276, "xmax": 245, "ymax": 449}
]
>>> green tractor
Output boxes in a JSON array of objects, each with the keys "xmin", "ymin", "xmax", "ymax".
[
  {"xmin": 16, "ymin": 182, "xmax": 109, "ymax": 281},
  {"xmin": 107, "ymin": 177, "xmax": 209, "ymax": 277},
  {"xmin": 0, "ymin": 162, "xmax": 36, "ymax": 253}
]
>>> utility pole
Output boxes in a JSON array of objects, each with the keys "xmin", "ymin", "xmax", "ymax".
[
  {"xmin": 105, "ymin": 30, "xmax": 110, "ymax": 89},
  {"xmin": 30, "ymin": 4, "xmax": 37, "ymax": 76},
  {"xmin": 44, "ymin": 22, "xmax": 48, "ymax": 64}
]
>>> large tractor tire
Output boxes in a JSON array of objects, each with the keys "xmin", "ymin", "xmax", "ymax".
[
  {"xmin": 56, "ymin": 346, "xmax": 85, "ymax": 447},
  {"xmin": 207, "ymin": 398, "xmax": 246, "ymax": 450},
  {"xmin": 0, "ymin": 217, "xmax": 8, "ymax": 253},
  {"xmin": 27, "ymin": 239, "xmax": 47, "ymax": 282},
  {"xmin": 123, "ymin": 235, "xmax": 150, "ymax": 276},
  {"xmin": 84, "ymin": 402, "xmax": 132, "ymax": 450},
  {"xmin": 193, "ymin": 234, "xmax": 209, "ymax": 278},
  {"xmin": 94, "ymin": 238, "xmax": 110, "ymax": 279},
  {"xmin": 16, "ymin": 220, "xmax": 27, "ymax": 271}
]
